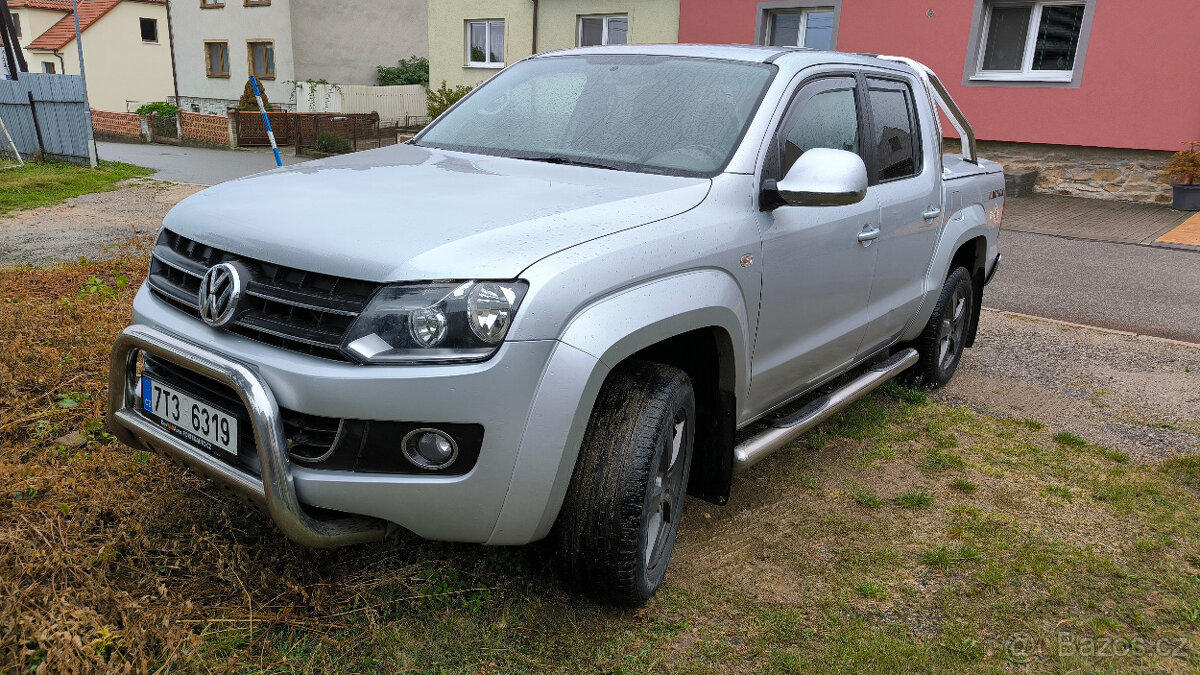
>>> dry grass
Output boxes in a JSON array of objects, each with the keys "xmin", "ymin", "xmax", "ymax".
[
  {"xmin": 0, "ymin": 244, "xmax": 602, "ymax": 673},
  {"xmin": 3, "ymin": 246, "xmax": 1199, "ymax": 673}
]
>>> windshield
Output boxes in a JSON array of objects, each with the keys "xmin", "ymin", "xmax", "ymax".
[{"xmin": 414, "ymin": 55, "xmax": 776, "ymax": 177}]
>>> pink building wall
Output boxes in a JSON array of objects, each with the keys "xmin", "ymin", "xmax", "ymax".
[{"xmin": 679, "ymin": 0, "xmax": 1200, "ymax": 152}]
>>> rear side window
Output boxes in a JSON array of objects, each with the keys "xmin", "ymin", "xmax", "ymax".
[{"xmin": 866, "ymin": 78, "xmax": 921, "ymax": 181}]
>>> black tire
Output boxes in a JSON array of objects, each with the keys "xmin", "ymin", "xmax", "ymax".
[
  {"xmin": 908, "ymin": 266, "xmax": 974, "ymax": 388},
  {"xmin": 555, "ymin": 361, "xmax": 696, "ymax": 607}
]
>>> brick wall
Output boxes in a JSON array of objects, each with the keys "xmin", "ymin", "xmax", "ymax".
[
  {"xmin": 179, "ymin": 111, "xmax": 230, "ymax": 146},
  {"xmin": 90, "ymin": 109, "xmax": 142, "ymax": 139},
  {"xmin": 977, "ymin": 141, "xmax": 1174, "ymax": 205}
]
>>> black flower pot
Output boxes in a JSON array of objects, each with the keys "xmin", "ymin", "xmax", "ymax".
[{"xmin": 1173, "ymin": 184, "xmax": 1200, "ymax": 211}]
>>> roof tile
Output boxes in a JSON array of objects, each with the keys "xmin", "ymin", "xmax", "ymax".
[
  {"xmin": 27, "ymin": 0, "xmax": 163, "ymax": 52},
  {"xmin": 8, "ymin": 0, "xmax": 74, "ymax": 11}
]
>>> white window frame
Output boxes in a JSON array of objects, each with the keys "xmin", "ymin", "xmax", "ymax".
[
  {"xmin": 577, "ymin": 14, "xmax": 628, "ymax": 47},
  {"xmin": 466, "ymin": 20, "xmax": 504, "ymax": 69},
  {"xmin": 765, "ymin": 7, "xmax": 834, "ymax": 48},
  {"xmin": 972, "ymin": 1, "xmax": 1084, "ymax": 83}
]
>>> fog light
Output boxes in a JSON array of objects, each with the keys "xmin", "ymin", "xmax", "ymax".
[{"xmin": 402, "ymin": 428, "xmax": 458, "ymax": 470}]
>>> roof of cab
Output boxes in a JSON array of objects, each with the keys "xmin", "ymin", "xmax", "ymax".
[{"xmin": 533, "ymin": 43, "xmax": 892, "ymax": 69}]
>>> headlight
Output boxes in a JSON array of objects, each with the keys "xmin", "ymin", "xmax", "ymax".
[{"xmin": 341, "ymin": 280, "xmax": 528, "ymax": 364}]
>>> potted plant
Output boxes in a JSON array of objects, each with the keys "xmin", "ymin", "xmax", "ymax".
[{"xmin": 1163, "ymin": 141, "xmax": 1200, "ymax": 211}]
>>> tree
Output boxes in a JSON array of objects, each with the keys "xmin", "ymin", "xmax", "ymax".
[
  {"xmin": 377, "ymin": 56, "xmax": 430, "ymax": 87},
  {"xmin": 238, "ymin": 79, "xmax": 270, "ymax": 111}
]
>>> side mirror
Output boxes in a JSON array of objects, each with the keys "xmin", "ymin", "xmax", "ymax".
[{"xmin": 765, "ymin": 148, "xmax": 868, "ymax": 208}]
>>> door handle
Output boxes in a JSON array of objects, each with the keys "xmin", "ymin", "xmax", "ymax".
[
  {"xmin": 857, "ymin": 225, "xmax": 880, "ymax": 245},
  {"xmin": 923, "ymin": 207, "xmax": 942, "ymax": 221}
]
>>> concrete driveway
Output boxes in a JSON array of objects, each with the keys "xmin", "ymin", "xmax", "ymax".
[{"xmin": 96, "ymin": 141, "xmax": 307, "ymax": 186}]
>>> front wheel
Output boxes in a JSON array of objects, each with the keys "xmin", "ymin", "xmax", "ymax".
[
  {"xmin": 909, "ymin": 266, "xmax": 974, "ymax": 388},
  {"xmin": 555, "ymin": 361, "xmax": 695, "ymax": 607}
]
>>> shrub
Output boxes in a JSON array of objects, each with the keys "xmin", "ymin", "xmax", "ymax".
[
  {"xmin": 315, "ymin": 131, "xmax": 352, "ymax": 155},
  {"xmin": 377, "ymin": 56, "xmax": 429, "ymax": 87},
  {"xmin": 427, "ymin": 81, "xmax": 473, "ymax": 119},
  {"xmin": 134, "ymin": 102, "xmax": 178, "ymax": 118},
  {"xmin": 237, "ymin": 79, "xmax": 270, "ymax": 111},
  {"xmin": 1163, "ymin": 141, "xmax": 1200, "ymax": 186}
]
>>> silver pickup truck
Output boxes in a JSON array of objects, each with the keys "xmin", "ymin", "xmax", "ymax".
[{"xmin": 108, "ymin": 45, "xmax": 1003, "ymax": 606}]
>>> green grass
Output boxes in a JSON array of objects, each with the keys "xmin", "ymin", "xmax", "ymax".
[
  {"xmin": 1162, "ymin": 455, "xmax": 1200, "ymax": 485},
  {"xmin": 923, "ymin": 448, "xmax": 966, "ymax": 471},
  {"xmin": 921, "ymin": 543, "xmax": 981, "ymax": 571},
  {"xmin": 895, "ymin": 491, "xmax": 934, "ymax": 509},
  {"xmin": 852, "ymin": 490, "xmax": 885, "ymax": 509},
  {"xmin": 5, "ymin": 267, "xmax": 1200, "ymax": 675},
  {"xmin": 0, "ymin": 160, "xmax": 152, "ymax": 214},
  {"xmin": 1052, "ymin": 431, "xmax": 1089, "ymax": 448},
  {"xmin": 950, "ymin": 479, "xmax": 978, "ymax": 493},
  {"xmin": 853, "ymin": 580, "xmax": 887, "ymax": 600}
]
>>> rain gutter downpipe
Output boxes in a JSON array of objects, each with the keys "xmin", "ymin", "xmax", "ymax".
[{"xmin": 531, "ymin": 0, "xmax": 538, "ymax": 54}]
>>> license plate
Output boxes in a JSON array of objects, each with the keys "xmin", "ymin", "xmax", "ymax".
[{"xmin": 140, "ymin": 376, "xmax": 238, "ymax": 456}]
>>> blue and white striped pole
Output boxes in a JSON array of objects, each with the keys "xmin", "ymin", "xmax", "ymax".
[{"xmin": 250, "ymin": 75, "xmax": 282, "ymax": 167}]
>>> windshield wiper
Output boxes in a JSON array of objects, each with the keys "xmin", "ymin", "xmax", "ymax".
[{"xmin": 509, "ymin": 155, "xmax": 624, "ymax": 171}]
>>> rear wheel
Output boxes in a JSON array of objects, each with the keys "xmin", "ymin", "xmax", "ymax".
[
  {"xmin": 555, "ymin": 361, "xmax": 695, "ymax": 607},
  {"xmin": 909, "ymin": 266, "xmax": 974, "ymax": 388}
]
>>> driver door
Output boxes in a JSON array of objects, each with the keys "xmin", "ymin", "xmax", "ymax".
[{"xmin": 748, "ymin": 75, "xmax": 880, "ymax": 414}]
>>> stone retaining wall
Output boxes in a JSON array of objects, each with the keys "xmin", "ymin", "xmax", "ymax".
[{"xmin": 975, "ymin": 141, "xmax": 1173, "ymax": 204}]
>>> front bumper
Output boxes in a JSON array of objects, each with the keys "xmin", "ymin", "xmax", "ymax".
[
  {"xmin": 111, "ymin": 285, "xmax": 607, "ymax": 546},
  {"xmin": 108, "ymin": 325, "xmax": 387, "ymax": 547}
]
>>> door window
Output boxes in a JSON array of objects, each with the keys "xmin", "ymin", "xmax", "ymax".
[
  {"xmin": 774, "ymin": 77, "xmax": 860, "ymax": 179},
  {"xmin": 866, "ymin": 79, "xmax": 921, "ymax": 182}
]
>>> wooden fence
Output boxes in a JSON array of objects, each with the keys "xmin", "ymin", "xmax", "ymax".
[
  {"xmin": 231, "ymin": 111, "xmax": 295, "ymax": 146},
  {"xmin": 0, "ymin": 74, "xmax": 92, "ymax": 164}
]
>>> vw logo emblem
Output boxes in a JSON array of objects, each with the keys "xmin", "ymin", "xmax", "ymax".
[{"xmin": 198, "ymin": 262, "xmax": 244, "ymax": 328}]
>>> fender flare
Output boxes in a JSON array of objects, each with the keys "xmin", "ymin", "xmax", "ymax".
[{"xmin": 486, "ymin": 269, "xmax": 750, "ymax": 544}]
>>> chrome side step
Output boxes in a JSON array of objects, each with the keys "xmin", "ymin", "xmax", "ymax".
[{"xmin": 733, "ymin": 348, "xmax": 919, "ymax": 473}]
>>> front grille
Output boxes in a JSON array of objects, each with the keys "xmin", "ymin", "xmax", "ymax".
[{"xmin": 147, "ymin": 229, "xmax": 381, "ymax": 361}]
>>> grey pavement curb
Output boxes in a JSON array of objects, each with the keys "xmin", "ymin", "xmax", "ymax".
[{"xmin": 981, "ymin": 307, "xmax": 1200, "ymax": 349}]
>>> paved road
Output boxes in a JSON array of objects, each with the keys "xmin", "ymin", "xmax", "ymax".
[
  {"xmin": 985, "ymin": 230, "xmax": 1200, "ymax": 344},
  {"xmin": 96, "ymin": 141, "xmax": 307, "ymax": 185}
]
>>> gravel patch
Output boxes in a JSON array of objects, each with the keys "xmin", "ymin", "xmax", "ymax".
[
  {"xmin": 938, "ymin": 309, "xmax": 1200, "ymax": 462},
  {"xmin": 0, "ymin": 179, "xmax": 202, "ymax": 265}
]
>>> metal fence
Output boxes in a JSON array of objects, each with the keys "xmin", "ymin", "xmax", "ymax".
[
  {"xmin": 0, "ymin": 73, "xmax": 92, "ymax": 164},
  {"xmin": 293, "ymin": 113, "xmax": 400, "ymax": 154},
  {"xmin": 230, "ymin": 111, "xmax": 399, "ymax": 154},
  {"xmin": 146, "ymin": 112, "xmax": 178, "ymax": 141}
]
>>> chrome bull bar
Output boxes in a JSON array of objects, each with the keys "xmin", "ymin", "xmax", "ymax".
[{"xmin": 107, "ymin": 324, "xmax": 388, "ymax": 548}]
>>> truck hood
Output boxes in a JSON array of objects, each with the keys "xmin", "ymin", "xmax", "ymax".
[{"xmin": 161, "ymin": 143, "xmax": 711, "ymax": 282}]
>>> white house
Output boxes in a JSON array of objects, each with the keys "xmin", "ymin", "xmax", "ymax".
[
  {"xmin": 168, "ymin": 0, "xmax": 428, "ymax": 114},
  {"xmin": 8, "ymin": 0, "xmax": 173, "ymax": 111}
]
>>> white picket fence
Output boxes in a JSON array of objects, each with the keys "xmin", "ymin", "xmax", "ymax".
[{"xmin": 293, "ymin": 82, "xmax": 426, "ymax": 123}]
